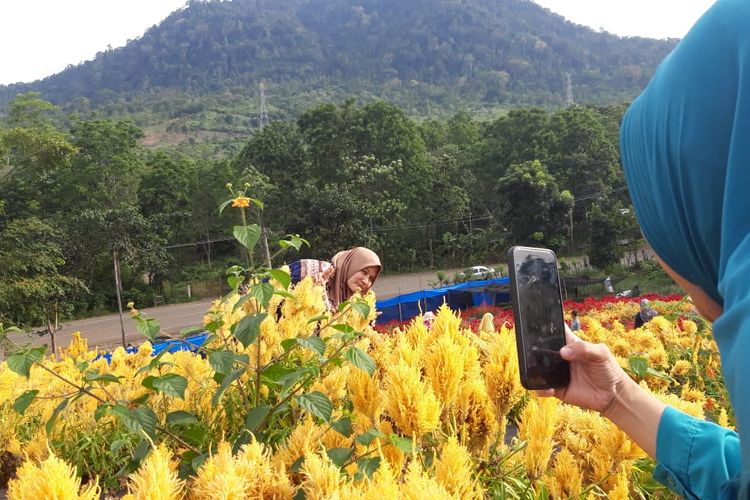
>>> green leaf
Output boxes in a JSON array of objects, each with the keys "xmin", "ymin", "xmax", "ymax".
[
  {"xmin": 389, "ymin": 434, "xmax": 416, "ymax": 454},
  {"xmin": 227, "ymin": 275, "xmax": 242, "ymax": 290},
  {"xmin": 357, "ymin": 456, "xmax": 381, "ymax": 479},
  {"xmin": 218, "ymin": 199, "xmax": 233, "ymax": 215},
  {"xmin": 628, "ymin": 355, "xmax": 648, "ymax": 377},
  {"xmin": 327, "ymin": 447, "xmax": 353, "ymax": 467},
  {"xmin": 46, "ymin": 398, "xmax": 69, "ymax": 434},
  {"xmin": 208, "ymin": 350, "xmax": 236, "ymax": 375},
  {"xmin": 250, "ymin": 283, "xmax": 275, "ymax": 308},
  {"xmin": 273, "ymin": 290, "xmax": 295, "ymax": 299},
  {"xmin": 167, "ymin": 411, "xmax": 199, "ymax": 426},
  {"xmin": 646, "ymin": 367, "xmax": 676, "ymax": 383},
  {"xmin": 278, "ymin": 368, "xmax": 310, "ymax": 392},
  {"xmin": 135, "ymin": 316, "xmax": 160, "ymax": 340},
  {"xmin": 298, "ymin": 336, "xmax": 326, "ymax": 356},
  {"xmin": 142, "ymin": 374, "xmax": 188, "ymax": 399},
  {"xmin": 331, "ymin": 324, "xmax": 354, "ymax": 334},
  {"xmin": 296, "ymin": 391, "xmax": 333, "ymax": 423},
  {"xmin": 110, "ymin": 439, "xmax": 127, "ymax": 454},
  {"xmin": 306, "ymin": 315, "xmax": 328, "ymax": 325},
  {"xmin": 180, "ymin": 326, "xmax": 204, "ymax": 337},
  {"xmin": 212, "ymin": 368, "xmax": 246, "ymax": 405},
  {"xmin": 226, "ymin": 265, "xmax": 245, "ymax": 276},
  {"xmin": 337, "ymin": 300, "xmax": 351, "ymax": 313},
  {"xmin": 345, "ymin": 347, "xmax": 376, "ymax": 376},
  {"xmin": 84, "ymin": 372, "xmax": 122, "ymax": 384},
  {"xmin": 280, "ymin": 338, "xmax": 297, "ymax": 352},
  {"xmin": 7, "ymin": 346, "xmax": 46, "ymax": 378},
  {"xmin": 13, "ymin": 390, "xmax": 39, "ymax": 414},
  {"xmin": 131, "ymin": 407, "xmax": 159, "ymax": 438},
  {"xmin": 234, "ymin": 224, "xmax": 261, "ymax": 250},
  {"xmin": 250, "ymin": 198, "xmax": 265, "ymax": 210},
  {"xmin": 269, "ymin": 269, "xmax": 291, "ymax": 290},
  {"xmin": 355, "ymin": 427, "xmax": 386, "ymax": 446},
  {"xmin": 331, "ymin": 417, "xmax": 353, "ymax": 437},
  {"xmin": 95, "ymin": 403, "xmax": 112, "ymax": 422},
  {"xmin": 245, "ymin": 404, "xmax": 272, "ymax": 431},
  {"xmin": 351, "ymin": 301, "xmax": 370, "ymax": 319},
  {"xmin": 234, "ymin": 313, "xmax": 267, "ymax": 348}
]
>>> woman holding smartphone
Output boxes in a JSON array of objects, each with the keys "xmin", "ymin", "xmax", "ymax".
[{"xmin": 538, "ymin": 1, "xmax": 750, "ymax": 498}]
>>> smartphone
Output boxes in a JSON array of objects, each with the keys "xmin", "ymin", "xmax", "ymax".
[{"xmin": 507, "ymin": 246, "xmax": 570, "ymax": 390}]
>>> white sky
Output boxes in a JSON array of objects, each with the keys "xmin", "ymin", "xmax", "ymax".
[{"xmin": 0, "ymin": 0, "xmax": 718, "ymax": 86}]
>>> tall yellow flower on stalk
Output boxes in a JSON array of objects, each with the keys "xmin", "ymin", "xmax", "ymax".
[
  {"xmin": 300, "ymin": 451, "xmax": 345, "ymax": 499},
  {"xmin": 122, "ymin": 444, "xmax": 184, "ymax": 500},
  {"xmin": 384, "ymin": 360, "xmax": 441, "ymax": 437},
  {"xmin": 359, "ymin": 460, "xmax": 401, "ymax": 499},
  {"xmin": 231, "ymin": 196, "xmax": 251, "ymax": 208},
  {"xmin": 455, "ymin": 378, "xmax": 498, "ymax": 455},
  {"xmin": 423, "ymin": 333, "xmax": 465, "ymax": 409},
  {"xmin": 191, "ymin": 441, "xmax": 295, "ymax": 499},
  {"xmin": 606, "ymin": 465, "xmax": 631, "ymax": 500},
  {"xmin": 400, "ymin": 460, "xmax": 457, "ymax": 499},
  {"xmin": 347, "ymin": 367, "xmax": 382, "ymax": 424},
  {"xmin": 518, "ymin": 396, "xmax": 559, "ymax": 480},
  {"xmin": 435, "ymin": 437, "xmax": 483, "ymax": 499},
  {"xmin": 548, "ymin": 449, "xmax": 583, "ymax": 499},
  {"xmin": 481, "ymin": 326, "xmax": 524, "ymax": 418},
  {"xmin": 7, "ymin": 452, "xmax": 100, "ymax": 500}
]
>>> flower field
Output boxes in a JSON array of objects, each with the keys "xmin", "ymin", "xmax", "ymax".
[{"xmin": 0, "ymin": 281, "xmax": 730, "ymax": 498}]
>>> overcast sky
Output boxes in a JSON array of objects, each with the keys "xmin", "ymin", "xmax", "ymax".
[{"xmin": 0, "ymin": 0, "xmax": 717, "ymax": 86}]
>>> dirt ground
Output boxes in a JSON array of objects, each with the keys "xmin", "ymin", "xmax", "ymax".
[{"xmin": 4, "ymin": 268, "xmax": 466, "ymax": 352}]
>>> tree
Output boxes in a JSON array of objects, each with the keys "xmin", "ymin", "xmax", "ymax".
[
  {"xmin": 496, "ymin": 160, "xmax": 573, "ymax": 250},
  {"xmin": 0, "ymin": 217, "xmax": 87, "ymax": 354}
]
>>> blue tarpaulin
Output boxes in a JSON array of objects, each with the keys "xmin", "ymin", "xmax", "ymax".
[
  {"xmin": 375, "ymin": 277, "xmax": 510, "ymax": 324},
  {"xmin": 105, "ymin": 277, "xmax": 509, "ymax": 359}
]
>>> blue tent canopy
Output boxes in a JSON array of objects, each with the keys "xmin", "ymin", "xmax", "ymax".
[{"xmin": 375, "ymin": 277, "xmax": 510, "ymax": 324}]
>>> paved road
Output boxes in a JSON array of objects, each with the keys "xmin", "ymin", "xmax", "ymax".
[{"xmin": 5, "ymin": 268, "xmax": 466, "ymax": 352}]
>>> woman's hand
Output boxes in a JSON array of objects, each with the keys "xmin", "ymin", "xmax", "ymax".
[
  {"xmin": 537, "ymin": 326, "xmax": 632, "ymax": 417},
  {"xmin": 537, "ymin": 325, "xmax": 666, "ymax": 457}
]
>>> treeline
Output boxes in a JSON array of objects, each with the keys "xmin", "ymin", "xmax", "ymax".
[
  {"xmin": 0, "ymin": 92, "xmax": 639, "ymax": 330},
  {"xmin": 0, "ymin": 0, "xmax": 675, "ymax": 131}
]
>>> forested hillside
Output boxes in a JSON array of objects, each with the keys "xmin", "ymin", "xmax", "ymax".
[
  {"xmin": 0, "ymin": 93, "xmax": 640, "ymax": 330},
  {"xmin": 0, "ymin": 0, "xmax": 675, "ymax": 141}
]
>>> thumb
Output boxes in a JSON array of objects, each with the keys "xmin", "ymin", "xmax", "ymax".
[{"xmin": 560, "ymin": 339, "xmax": 606, "ymax": 362}]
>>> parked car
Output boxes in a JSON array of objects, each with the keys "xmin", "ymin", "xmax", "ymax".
[{"xmin": 461, "ymin": 265, "xmax": 497, "ymax": 281}]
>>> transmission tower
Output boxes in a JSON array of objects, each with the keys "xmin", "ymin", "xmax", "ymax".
[
  {"xmin": 564, "ymin": 72, "xmax": 575, "ymax": 108},
  {"xmin": 259, "ymin": 82, "xmax": 270, "ymax": 128}
]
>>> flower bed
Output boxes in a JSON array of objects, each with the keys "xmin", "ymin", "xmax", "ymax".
[{"xmin": 0, "ymin": 288, "xmax": 728, "ymax": 498}]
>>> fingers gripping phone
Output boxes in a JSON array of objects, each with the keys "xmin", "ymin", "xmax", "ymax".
[{"xmin": 508, "ymin": 246, "xmax": 570, "ymax": 390}]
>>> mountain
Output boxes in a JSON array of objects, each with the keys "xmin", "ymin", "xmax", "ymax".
[{"xmin": 0, "ymin": 0, "xmax": 677, "ymax": 141}]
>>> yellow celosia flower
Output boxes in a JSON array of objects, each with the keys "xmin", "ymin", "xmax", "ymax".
[
  {"xmin": 400, "ymin": 460, "xmax": 457, "ymax": 499},
  {"xmin": 300, "ymin": 451, "xmax": 344, "ymax": 499},
  {"xmin": 384, "ymin": 360, "xmax": 441, "ymax": 437},
  {"xmin": 231, "ymin": 196, "xmax": 251, "ymax": 208},
  {"xmin": 358, "ymin": 459, "xmax": 401, "ymax": 499},
  {"xmin": 191, "ymin": 440, "xmax": 295, "ymax": 499},
  {"xmin": 548, "ymin": 449, "xmax": 582, "ymax": 499},
  {"xmin": 606, "ymin": 466, "xmax": 631, "ymax": 500},
  {"xmin": 435, "ymin": 437, "xmax": 483, "ymax": 499},
  {"xmin": 454, "ymin": 378, "xmax": 498, "ymax": 455},
  {"xmin": 481, "ymin": 327, "xmax": 524, "ymax": 417},
  {"xmin": 123, "ymin": 443, "xmax": 184, "ymax": 500},
  {"xmin": 518, "ymin": 396, "xmax": 558, "ymax": 480},
  {"xmin": 347, "ymin": 367, "xmax": 382, "ymax": 424},
  {"xmin": 718, "ymin": 408, "xmax": 734, "ymax": 429},
  {"xmin": 423, "ymin": 334, "xmax": 465, "ymax": 409},
  {"xmin": 8, "ymin": 452, "xmax": 100, "ymax": 500},
  {"xmin": 670, "ymin": 359, "xmax": 693, "ymax": 377}
]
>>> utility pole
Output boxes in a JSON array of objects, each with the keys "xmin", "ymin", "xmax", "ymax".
[
  {"xmin": 259, "ymin": 82, "xmax": 270, "ymax": 128},
  {"xmin": 113, "ymin": 251, "xmax": 126, "ymax": 347}
]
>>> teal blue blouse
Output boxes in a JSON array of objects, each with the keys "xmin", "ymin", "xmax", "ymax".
[
  {"xmin": 621, "ymin": 0, "xmax": 750, "ymax": 497},
  {"xmin": 655, "ymin": 407, "xmax": 741, "ymax": 499}
]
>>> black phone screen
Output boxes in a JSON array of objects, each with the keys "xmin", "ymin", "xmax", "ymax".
[{"xmin": 510, "ymin": 247, "xmax": 569, "ymax": 389}]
